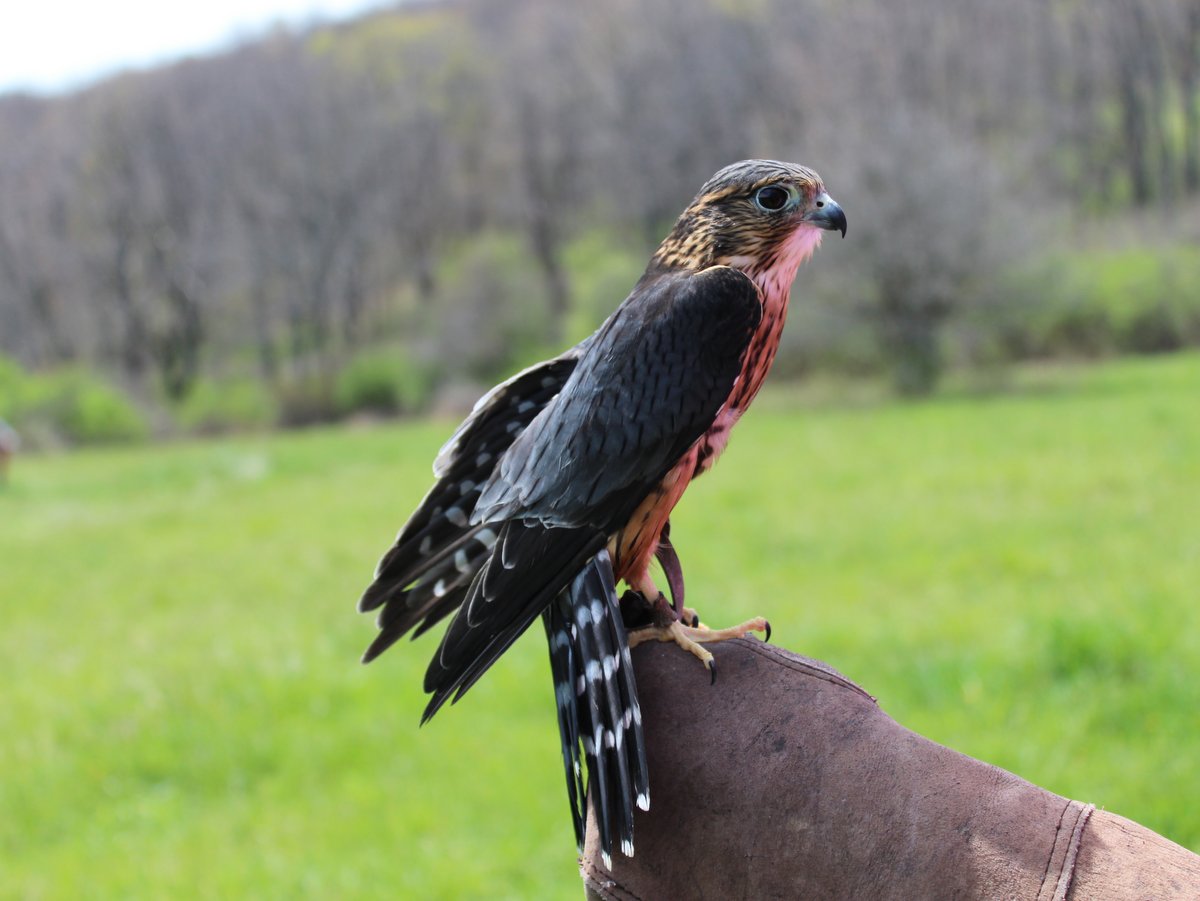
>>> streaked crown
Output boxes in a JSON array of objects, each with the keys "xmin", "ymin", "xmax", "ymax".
[{"xmin": 649, "ymin": 159, "xmax": 835, "ymax": 274}]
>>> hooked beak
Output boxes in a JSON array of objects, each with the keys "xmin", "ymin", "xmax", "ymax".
[{"xmin": 803, "ymin": 191, "xmax": 847, "ymax": 238}]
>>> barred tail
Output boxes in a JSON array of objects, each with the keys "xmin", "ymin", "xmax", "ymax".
[{"xmin": 543, "ymin": 549, "xmax": 648, "ymax": 867}]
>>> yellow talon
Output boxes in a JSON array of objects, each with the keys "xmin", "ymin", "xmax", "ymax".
[{"xmin": 627, "ymin": 617, "xmax": 771, "ymax": 678}]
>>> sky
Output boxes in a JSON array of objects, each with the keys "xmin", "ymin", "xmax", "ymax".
[{"xmin": 0, "ymin": 0, "xmax": 391, "ymax": 94}]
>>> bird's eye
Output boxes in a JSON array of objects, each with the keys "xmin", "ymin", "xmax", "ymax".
[{"xmin": 753, "ymin": 185, "xmax": 791, "ymax": 212}]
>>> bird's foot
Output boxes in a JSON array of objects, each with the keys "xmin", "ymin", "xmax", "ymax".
[{"xmin": 627, "ymin": 613, "xmax": 771, "ymax": 683}]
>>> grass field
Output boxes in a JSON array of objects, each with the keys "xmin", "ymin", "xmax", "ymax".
[{"xmin": 2, "ymin": 353, "xmax": 1198, "ymax": 899}]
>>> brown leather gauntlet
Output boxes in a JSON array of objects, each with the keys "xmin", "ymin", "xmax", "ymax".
[{"xmin": 580, "ymin": 639, "xmax": 1200, "ymax": 900}]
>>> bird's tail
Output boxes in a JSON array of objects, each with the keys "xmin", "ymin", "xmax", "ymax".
[{"xmin": 543, "ymin": 549, "xmax": 649, "ymax": 867}]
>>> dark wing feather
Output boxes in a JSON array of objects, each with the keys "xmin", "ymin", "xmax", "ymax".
[
  {"xmin": 359, "ymin": 350, "xmax": 582, "ymax": 662},
  {"xmin": 422, "ymin": 267, "xmax": 761, "ymax": 715},
  {"xmin": 472, "ymin": 266, "xmax": 762, "ymax": 529},
  {"xmin": 431, "ymin": 346, "xmax": 589, "ymax": 480},
  {"xmin": 422, "ymin": 521, "xmax": 606, "ymax": 721}
]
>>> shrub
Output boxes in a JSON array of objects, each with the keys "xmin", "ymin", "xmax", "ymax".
[
  {"xmin": 14, "ymin": 369, "xmax": 150, "ymax": 446},
  {"xmin": 1124, "ymin": 303, "xmax": 1186, "ymax": 354},
  {"xmin": 175, "ymin": 379, "xmax": 277, "ymax": 435},
  {"xmin": 0, "ymin": 354, "xmax": 26, "ymax": 419},
  {"xmin": 334, "ymin": 350, "xmax": 436, "ymax": 417},
  {"xmin": 274, "ymin": 375, "xmax": 340, "ymax": 428},
  {"xmin": 1009, "ymin": 245, "xmax": 1200, "ymax": 360},
  {"xmin": 1037, "ymin": 304, "xmax": 1116, "ymax": 358},
  {"xmin": 61, "ymin": 378, "xmax": 149, "ymax": 444}
]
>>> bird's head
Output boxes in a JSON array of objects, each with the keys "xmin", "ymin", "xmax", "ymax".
[{"xmin": 650, "ymin": 159, "xmax": 846, "ymax": 284}]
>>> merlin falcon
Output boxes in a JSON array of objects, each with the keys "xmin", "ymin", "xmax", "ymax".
[{"xmin": 359, "ymin": 159, "xmax": 846, "ymax": 866}]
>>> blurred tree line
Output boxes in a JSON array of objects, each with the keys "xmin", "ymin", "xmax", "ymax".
[{"xmin": 1, "ymin": 0, "xmax": 1198, "ymax": 441}]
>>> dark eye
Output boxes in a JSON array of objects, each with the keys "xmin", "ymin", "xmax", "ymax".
[{"xmin": 753, "ymin": 185, "xmax": 790, "ymax": 212}]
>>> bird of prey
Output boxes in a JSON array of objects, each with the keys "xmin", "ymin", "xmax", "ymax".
[{"xmin": 359, "ymin": 159, "xmax": 846, "ymax": 866}]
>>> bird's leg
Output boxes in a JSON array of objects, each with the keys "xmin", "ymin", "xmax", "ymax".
[
  {"xmin": 653, "ymin": 523, "xmax": 699, "ymax": 626},
  {"xmin": 655, "ymin": 523, "xmax": 685, "ymax": 616},
  {"xmin": 625, "ymin": 573, "xmax": 770, "ymax": 682}
]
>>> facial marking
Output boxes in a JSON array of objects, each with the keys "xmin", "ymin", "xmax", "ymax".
[{"xmin": 649, "ymin": 159, "xmax": 825, "ymax": 275}]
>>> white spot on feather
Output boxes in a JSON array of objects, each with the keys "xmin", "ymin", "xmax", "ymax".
[{"xmin": 445, "ymin": 506, "xmax": 468, "ymax": 527}]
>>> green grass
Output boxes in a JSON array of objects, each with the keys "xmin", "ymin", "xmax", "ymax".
[{"xmin": 2, "ymin": 353, "xmax": 1198, "ymax": 898}]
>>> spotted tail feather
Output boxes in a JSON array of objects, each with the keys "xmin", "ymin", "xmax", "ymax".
[{"xmin": 544, "ymin": 549, "xmax": 648, "ymax": 866}]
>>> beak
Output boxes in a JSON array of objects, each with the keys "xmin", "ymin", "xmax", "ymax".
[{"xmin": 803, "ymin": 191, "xmax": 847, "ymax": 238}]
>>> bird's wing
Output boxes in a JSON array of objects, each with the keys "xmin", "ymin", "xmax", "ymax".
[
  {"xmin": 423, "ymin": 266, "xmax": 762, "ymax": 718},
  {"xmin": 431, "ymin": 342, "xmax": 590, "ymax": 479},
  {"xmin": 359, "ymin": 348, "xmax": 584, "ymax": 663},
  {"xmin": 473, "ymin": 266, "xmax": 763, "ymax": 528}
]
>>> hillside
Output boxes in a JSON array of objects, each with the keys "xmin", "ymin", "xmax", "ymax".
[{"xmin": 1, "ymin": 0, "xmax": 1198, "ymax": 425}]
